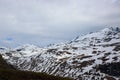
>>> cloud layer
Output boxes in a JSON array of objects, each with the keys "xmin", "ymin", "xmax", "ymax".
[{"xmin": 0, "ymin": 0, "xmax": 120, "ymax": 47}]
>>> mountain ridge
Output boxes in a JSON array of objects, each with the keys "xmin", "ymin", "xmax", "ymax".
[{"xmin": 0, "ymin": 27, "xmax": 120, "ymax": 80}]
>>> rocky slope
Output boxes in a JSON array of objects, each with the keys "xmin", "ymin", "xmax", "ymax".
[
  {"xmin": 0, "ymin": 55, "xmax": 71, "ymax": 80},
  {"xmin": 0, "ymin": 27, "xmax": 120, "ymax": 80}
]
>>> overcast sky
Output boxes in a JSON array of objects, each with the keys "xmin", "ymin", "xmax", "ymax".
[{"xmin": 0, "ymin": 0, "xmax": 120, "ymax": 47}]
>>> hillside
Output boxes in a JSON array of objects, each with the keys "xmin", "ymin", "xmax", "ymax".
[
  {"xmin": 0, "ymin": 55, "xmax": 72, "ymax": 80},
  {"xmin": 0, "ymin": 55, "xmax": 15, "ymax": 70},
  {"xmin": 0, "ymin": 27, "xmax": 120, "ymax": 80}
]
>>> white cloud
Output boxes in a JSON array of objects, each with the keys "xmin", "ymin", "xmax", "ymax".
[{"xmin": 0, "ymin": 0, "xmax": 120, "ymax": 47}]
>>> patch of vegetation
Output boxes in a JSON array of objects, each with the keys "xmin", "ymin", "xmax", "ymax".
[
  {"xmin": 0, "ymin": 69, "xmax": 72, "ymax": 80},
  {"xmin": 98, "ymin": 62, "xmax": 120, "ymax": 77}
]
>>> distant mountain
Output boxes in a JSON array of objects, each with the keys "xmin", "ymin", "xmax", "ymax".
[{"xmin": 1, "ymin": 27, "xmax": 120, "ymax": 80}]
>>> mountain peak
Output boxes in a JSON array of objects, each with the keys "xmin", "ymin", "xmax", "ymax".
[
  {"xmin": 71, "ymin": 27, "xmax": 120, "ymax": 47},
  {"xmin": 101, "ymin": 27, "xmax": 120, "ymax": 32},
  {"xmin": 101, "ymin": 27, "xmax": 112, "ymax": 32}
]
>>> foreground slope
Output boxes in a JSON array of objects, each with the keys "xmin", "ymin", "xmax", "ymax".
[
  {"xmin": 1, "ymin": 27, "xmax": 120, "ymax": 80},
  {"xmin": 0, "ymin": 55, "xmax": 72, "ymax": 80}
]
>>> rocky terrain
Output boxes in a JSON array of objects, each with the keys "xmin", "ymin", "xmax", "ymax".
[
  {"xmin": 0, "ymin": 53, "xmax": 72, "ymax": 80},
  {"xmin": 0, "ymin": 27, "xmax": 120, "ymax": 80}
]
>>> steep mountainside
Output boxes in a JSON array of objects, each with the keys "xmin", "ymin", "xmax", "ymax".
[
  {"xmin": 0, "ymin": 55, "xmax": 72, "ymax": 80},
  {"xmin": 0, "ymin": 27, "xmax": 120, "ymax": 80},
  {"xmin": 0, "ymin": 55, "xmax": 15, "ymax": 70}
]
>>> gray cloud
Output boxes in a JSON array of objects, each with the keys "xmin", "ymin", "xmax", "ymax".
[{"xmin": 0, "ymin": 0, "xmax": 120, "ymax": 47}]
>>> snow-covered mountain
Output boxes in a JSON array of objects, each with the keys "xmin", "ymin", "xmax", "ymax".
[{"xmin": 0, "ymin": 27, "xmax": 120, "ymax": 80}]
